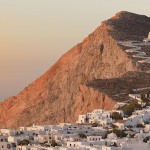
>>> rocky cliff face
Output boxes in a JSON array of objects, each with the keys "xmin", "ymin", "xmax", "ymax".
[{"xmin": 1, "ymin": 11, "xmax": 150, "ymax": 128}]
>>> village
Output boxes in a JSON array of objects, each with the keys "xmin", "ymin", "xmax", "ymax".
[
  {"xmin": 0, "ymin": 90, "xmax": 150, "ymax": 150},
  {"xmin": 0, "ymin": 27, "xmax": 150, "ymax": 150}
]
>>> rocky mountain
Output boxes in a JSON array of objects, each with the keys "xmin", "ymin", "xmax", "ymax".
[{"xmin": 1, "ymin": 11, "xmax": 150, "ymax": 128}]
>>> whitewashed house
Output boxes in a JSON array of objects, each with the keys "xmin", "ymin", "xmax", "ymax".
[
  {"xmin": 87, "ymin": 136, "xmax": 102, "ymax": 142},
  {"xmin": 77, "ymin": 115, "xmax": 87, "ymax": 124},
  {"xmin": 0, "ymin": 135, "xmax": 8, "ymax": 142},
  {"xmin": 67, "ymin": 141, "xmax": 90, "ymax": 149},
  {"xmin": 112, "ymin": 122, "xmax": 125, "ymax": 130},
  {"xmin": 0, "ymin": 142, "xmax": 16, "ymax": 150},
  {"xmin": 0, "ymin": 129, "xmax": 16, "ymax": 136},
  {"xmin": 145, "ymin": 124, "xmax": 150, "ymax": 132},
  {"xmin": 8, "ymin": 135, "xmax": 29, "ymax": 144},
  {"xmin": 17, "ymin": 145, "xmax": 31, "ymax": 150}
]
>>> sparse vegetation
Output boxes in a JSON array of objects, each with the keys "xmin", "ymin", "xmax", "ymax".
[
  {"xmin": 143, "ymin": 136, "xmax": 150, "ymax": 143},
  {"xmin": 78, "ymin": 133, "xmax": 87, "ymax": 139},
  {"xmin": 51, "ymin": 140, "xmax": 59, "ymax": 147},
  {"xmin": 91, "ymin": 123, "xmax": 98, "ymax": 127},
  {"xmin": 18, "ymin": 139, "xmax": 30, "ymax": 145},
  {"xmin": 118, "ymin": 101, "xmax": 142, "ymax": 116},
  {"xmin": 111, "ymin": 112, "xmax": 123, "ymax": 120},
  {"xmin": 111, "ymin": 124, "xmax": 117, "ymax": 129},
  {"xmin": 136, "ymin": 124, "xmax": 145, "ymax": 128},
  {"xmin": 103, "ymin": 129, "xmax": 127, "ymax": 139}
]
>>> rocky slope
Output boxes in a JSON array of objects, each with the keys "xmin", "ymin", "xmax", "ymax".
[{"xmin": 1, "ymin": 11, "xmax": 150, "ymax": 128}]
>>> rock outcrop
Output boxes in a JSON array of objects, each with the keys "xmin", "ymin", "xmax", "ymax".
[{"xmin": 1, "ymin": 11, "xmax": 150, "ymax": 128}]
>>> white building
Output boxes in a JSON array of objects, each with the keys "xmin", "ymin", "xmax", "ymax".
[
  {"xmin": 0, "ymin": 129, "xmax": 16, "ymax": 136},
  {"xmin": 113, "ymin": 121, "xmax": 125, "ymax": 130},
  {"xmin": 8, "ymin": 135, "xmax": 29, "ymax": 144},
  {"xmin": 77, "ymin": 115, "xmax": 87, "ymax": 124},
  {"xmin": 125, "ymin": 108, "xmax": 150, "ymax": 127},
  {"xmin": 77, "ymin": 109, "xmax": 115, "ymax": 126},
  {"xmin": 0, "ymin": 142, "xmax": 16, "ymax": 150}
]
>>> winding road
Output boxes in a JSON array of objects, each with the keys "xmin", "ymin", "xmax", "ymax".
[{"xmin": 119, "ymin": 41, "xmax": 150, "ymax": 64}]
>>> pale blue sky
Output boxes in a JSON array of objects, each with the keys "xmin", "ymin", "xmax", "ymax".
[{"xmin": 0, "ymin": 0, "xmax": 150, "ymax": 100}]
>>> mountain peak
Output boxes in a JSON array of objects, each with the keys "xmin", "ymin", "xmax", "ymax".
[
  {"xmin": 112, "ymin": 11, "xmax": 148, "ymax": 20},
  {"xmin": 101, "ymin": 11, "xmax": 150, "ymax": 41},
  {"xmin": 0, "ymin": 12, "xmax": 150, "ymax": 128},
  {"xmin": 115, "ymin": 11, "xmax": 137, "ymax": 17}
]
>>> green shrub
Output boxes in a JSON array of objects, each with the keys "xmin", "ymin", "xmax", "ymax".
[
  {"xmin": 51, "ymin": 140, "xmax": 58, "ymax": 147},
  {"xmin": 143, "ymin": 136, "xmax": 150, "ymax": 143},
  {"xmin": 92, "ymin": 123, "xmax": 98, "ymax": 127},
  {"xmin": 18, "ymin": 139, "xmax": 30, "ymax": 145},
  {"xmin": 111, "ymin": 124, "xmax": 117, "ymax": 129},
  {"xmin": 104, "ymin": 129, "xmax": 127, "ymax": 139},
  {"xmin": 78, "ymin": 133, "xmax": 87, "ymax": 139},
  {"xmin": 118, "ymin": 101, "xmax": 142, "ymax": 116},
  {"xmin": 136, "ymin": 124, "xmax": 145, "ymax": 128},
  {"xmin": 111, "ymin": 112, "xmax": 123, "ymax": 120}
]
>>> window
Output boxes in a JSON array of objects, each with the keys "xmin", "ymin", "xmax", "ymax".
[{"xmin": 7, "ymin": 144, "xmax": 11, "ymax": 149}]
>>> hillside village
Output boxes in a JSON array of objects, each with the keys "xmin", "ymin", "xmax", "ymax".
[
  {"xmin": 1, "ymin": 100, "xmax": 150, "ymax": 150},
  {"xmin": 0, "ymin": 32, "xmax": 150, "ymax": 150}
]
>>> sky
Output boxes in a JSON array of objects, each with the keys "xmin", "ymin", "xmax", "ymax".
[{"xmin": 0, "ymin": 0, "xmax": 150, "ymax": 100}]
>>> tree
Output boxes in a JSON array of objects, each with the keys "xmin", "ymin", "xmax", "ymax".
[
  {"xmin": 18, "ymin": 139, "xmax": 30, "ymax": 146},
  {"xmin": 103, "ymin": 129, "xmax": 127, "ymax": 139},
  {"xmin": 112, "ymin": 129, "xmax": 127, "ymax": 138},
  {"xmin": 92, "ymin": 123, "xmax": 98, "ymax": 127},
  {"xmin": 111, "ymin": 124, "xmax": 117, "ymax": 129},
  {"xmin": 51, "ymin": 140, "xmax": 58, "ymax": 147},
  {"xmin": 111, "ymin": 112, "xmax": 123, "ymax": 120},
  {"xmin": 78, "ymin": 133, "xmax": 87, "ymax": 139},
  {"xmin": 118, "ymin": 101, "xmax": 142, "ymax": 116},
  {"xmin": 143, "ymin": 136, "xmax": 150, "ymax": 143},
  {"xmin": 136, "ymin": 124, "xmax": 145, "ymax": 128}
]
